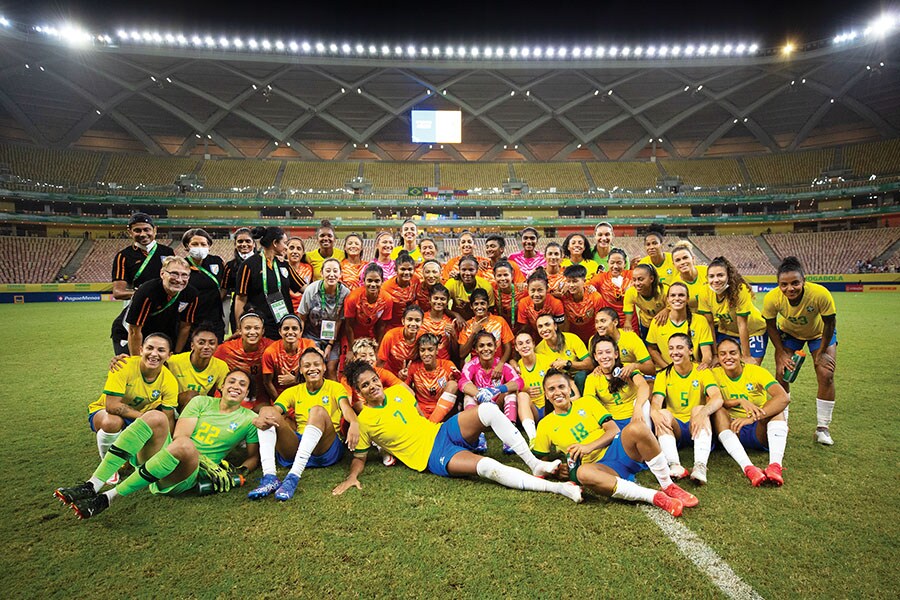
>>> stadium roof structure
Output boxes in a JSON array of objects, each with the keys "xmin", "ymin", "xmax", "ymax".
[{"xmin": 0, "ymin": 21, "xmax": 899, "ymax": 161}]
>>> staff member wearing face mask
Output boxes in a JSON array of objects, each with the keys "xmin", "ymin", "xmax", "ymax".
[
  {"xmin": 223, "ymin": 228, "xmax": 257, "ymax": 335},
  {"xmin": 110, "ymin": 213, "xmax": 175, "ymax": 354},
  {"xmin": 181, "ymin": 228, "xmax": 227, "ymax": 341}
]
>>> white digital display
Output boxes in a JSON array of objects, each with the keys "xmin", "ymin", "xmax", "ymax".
[{"xmin": 411, "ymin": 110, "xmax": 461, "ymax": 143}]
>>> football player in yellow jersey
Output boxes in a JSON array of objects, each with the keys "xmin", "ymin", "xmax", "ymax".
[
  {"xmin": 533, "ymin": 370, "xmax": 697, "ymax": 517},
  {"xmin": 711, "ymin": 339, "xmax": 790, "ymax": 487},
  {"xmin": 591, "ymin": 307, "xmax": 656, "ymax": 376},
  {"xmin": 649, "ymin": 334, "xmax": 723, "ymax": 484},
  {"xmin": 583, "ymin": 336, "xmax": 651, "ymax": 429},
  {"xmin": 165, "ymin": 324, "xmax": 230, "ymax": 409},
  {"xmin": 670, "ymin": 241, "xmax": 708, "ymax": 311},
  {"xmin": 333, "ymin": 361, "xmax": 582, "ymax": 502},
  {"xmin": 247, "ymin": 348, "xmax": 356, "ymax": 501},
  {"xmin": 638, "ymin": 225, "xmax": 677, "ymax": 285},
  {"xmin": 763, "ymin": 257, "xmax": 838, "ymax": 446},
  {"xmin": 646, "ymin": 282, "xmax": 713, "ymax": 369},
  {"xmin": 622, "ymin": 263, "xmax": 670, "ymax": 339},
  {"xmin": 88, "ymin": 333, "xmax": 179, "ymax": 484},
  {"xmin": 514, "ymin": 332, "xmax": 577, "ymax": 442},
  {"xmin": 698, "ymin": 256, "xmax": 768, "ymax": 366}
]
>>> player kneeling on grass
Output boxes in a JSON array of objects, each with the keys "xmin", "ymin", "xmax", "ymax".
[
  {"xmin": 711, "ymin": 338, "xmax": 790, "ymax": 487},
  {"xmin": 56, "ymin": 369, "xmax": 261, "ymax": 519},
  {"xmin": 533, "ymin": 369, "xmax": 698, "ymax": 517},
  {"xmin": 248, "ymin": 348, "xmax": 356, "ymax": 501},
  {"xmin": 649, "ymin": 334, "xmax": 724, "ymax": 484},
  {"xmin": 333, "ymin": 360, "xmax": 581, "ymax": 503}
]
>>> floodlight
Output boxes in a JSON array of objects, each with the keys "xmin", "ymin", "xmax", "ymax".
[
  {"xmin": 584, "ymin": 47, "xmax": 593, "ymax": 57},
  {"xmin": 471, "ymin": 46, "xmax": 479, "ymax": 56},
  {"xmin": 0, "ymin": 17, "xmax": 9, "ymax": 27},
  {"xmin": 288, "ymin": 41, "xmax": 298, "ymax": 51},
  {"xmin": 573, "ymin": 46, "xmax": 582, "ymax": 57},
  {"xmin": 315, "ymin": 42, "xmax": 324, "ymax": 52},
  {"xmin": 204, "ymin": 36, "xmax": 215, "ymax": 47},
  {"xmin": 328, "ymin": 42, "xmax": 337, "ymax": 52},
  {"xmin": 558, "ymin": 47, "xmax": 567, "ymax": 57},
  {"xmin": 407, "ymin": 45, "xmax": 416, "ymax": 56},
  {"xmin": 671, "ymin": 45, "xmax": 681, "ymax": 56},
  {"xmin": 341, "ymin": 43, "xmax": 351, "ymax": 53},
  {"xmin": 509, "ymin": 47, "xmax": 518, "ymax": 57},
  {"xmin": 709, "ymin": 44, "xmax": 720, "ymax": 55},
  {"xmin": 495, "ymin": 47, "xmax": 503, "ymax": 57},
  {"xmin": 302, "ymin": 41, "xmax": 312, "ymax": 52},
  {"xmin": 782, "ymin": 42, "xmax": 794, "ymax": 55},
  {"xmin": 546, "ymin": 47, "xmax": 555, "ymax": 57},
  {"xmin": 432, "ymin": 46, "xmax": 440, "ymax": 56},
  {"xmin": 596, "ymin": 46, "xmax": 605, "ymax": 57},
  {"xmin": 484, "ymin": 47, "xmax": 493, "ymax": 57},
  {"xmin": 192, "ymin": 35, "xmax": 202, "ymax": 46},
  {"xmin": 748, "ymin": 43, "xmax": 759, "ymax": 52},
  {"xmin": 521, "ymin": 47, "xmax": 530, "ymax": 57},
  {"xmin": 684, "ymin": 44, "xmax": 695, "ymax": 55},
  {"xmin": 646, "ymin": 46, "xmax": 656, "ymax": 56},
  {"xmin": 867, "ymin": 13, "xmax": 897, "ymax": 37},
  {"xmin": 275, "ymin": 40, "xmax": 284, "ymax": 50},
  {"xmin": 368, "ymin": 44, "xmax": 377, "ymax": 54},
  {"xmin": 219, "ymin": 37, "xmax": 229, "ymax": 47},
  {"xmin": 608, "ymin": 46, "xmax": 618, "ymax": 57},
  {"xmin": 164, "ymin": 33, "xmax": 175, "ymax": 43},
  {"xmin": 621, "ymin": 46, "xmax": 630, "ymax": 56}
]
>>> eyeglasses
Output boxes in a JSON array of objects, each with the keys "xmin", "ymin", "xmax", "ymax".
[{"xmin": 164, "ymin": 271, "xmax": 190, "ymax": 280}]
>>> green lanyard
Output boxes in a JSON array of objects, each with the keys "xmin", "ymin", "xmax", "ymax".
[
  {"xmin": 151, "ymin": 290, "xmax": 181, "ymax": 316},
  {"xmin": 496, "ymin": 287, "xmax": 516, "ymax": 325},
  {"xmin": 188, "ymin": 256, "xmax": 220, "ymax": 288},
  {"xmin": 319, "ymin": 282, "xmax": 339, "ymax": 318},
  {"xmin": 261, "ymin": 257, "xmax": 282, "ymax": 296},
  {"xmin": 133, "ymin": 243, "xmax": 158, "ymax": 281}
]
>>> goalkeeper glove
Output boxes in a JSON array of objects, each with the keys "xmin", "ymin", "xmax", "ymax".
[{"xmin": 198, "ymin": 454, "xmax": 233, "ymax": 493}]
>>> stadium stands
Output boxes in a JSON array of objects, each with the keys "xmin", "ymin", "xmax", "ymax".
[
  {"xmin": 661, "ymin": 159, "xmax": 746, "ymax": 188},
  {"xmin": 363, "ymin": 162, "xmax": 435, "ymax": 192},
  {"xmin": 0, "ymin": 236, "xmax": 82, "ymax": 283},
  {"xmin": 513, "ymin": 163, "xmax": 589, "ymax": 192},
  {"xmin": 764, "ymin": 228, "xmax": 900, "ymax": 273},
  {"xmin": 197, "ymin": 159, "xmax": 280, "ymax": 190},
  {"xmin": 690, "ymin": 235, "xmax": 776, "ymax": 275},
  {"xmin": 74, "ymin": 239, "xmax": 134, "ymax": 283},
  {"xmin": 104, "ymin": 154, "xmax": 199, "ymax": 188},
  {"xmin": 586, "ymin": 161, "xmax": 660, "ymax": 190},
  {"xmin": 843, "ymin": 139, "xmax": 900, "ymax": 177},
  {"xmin": 439, "ymin": 163, "xmax": 509, "ymax": 191},
  {"xmin": 744, "ymin": 148, "xmax": 835, "ymax": 186},
  {"xmin": 281, "ymin": 161, "xmax": 360, "ymax": 191},
  {"xmin": 0, "ymin": 144, "xmax": 101, "ymax": 186}
]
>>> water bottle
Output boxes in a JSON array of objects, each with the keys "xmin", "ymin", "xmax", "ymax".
[
  {"xmin": 782, "ymin": 350, "xmax": 806, "ymax": 384},
  {"xmin": 195, "ymin": 471, "xmax": 246, "ymax": 496}
]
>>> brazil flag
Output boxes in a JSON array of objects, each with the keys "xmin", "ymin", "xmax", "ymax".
[{"xmin": 408, "ymin": 187, "xmax": 424, "ymax": 197}]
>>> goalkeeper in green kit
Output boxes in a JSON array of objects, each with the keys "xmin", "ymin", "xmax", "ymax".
[{"xmin": 55, "ymin": 369, "xmax": 260, "ymax": 519}]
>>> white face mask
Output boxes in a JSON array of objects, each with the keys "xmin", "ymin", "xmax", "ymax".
[
  {"xmin": 239, "ymin": 251, "xmax": 255, "ymax": 260},
  {"xmin": 136, "ymin": 240, "xmax": 157, "ymax": 252},
  {"xmin": 189, "ymin": 247, "xmax": 209, "ymax": 261}
]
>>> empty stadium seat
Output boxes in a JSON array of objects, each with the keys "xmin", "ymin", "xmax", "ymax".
[
  {"xmin": 0, "ymin": 236, "xmax": 83, "ymax": 283},
  {"xmin": 764, "ymin": 228, "xmax": 900, "ymax": 274}
]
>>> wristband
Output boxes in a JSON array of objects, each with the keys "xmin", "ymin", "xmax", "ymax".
[{"xmin": 498, "ymin": 384, "xmax": 509, "ymax": 394}]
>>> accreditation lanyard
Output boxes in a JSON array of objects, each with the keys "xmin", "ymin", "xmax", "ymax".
[
  {"xmin": 261, "ymin": 257, "xmax": 282, "ymax": 296},
  {"xmin": 319, "ymin": 282, "xmax": 340, "ymax": 341},
  {"xmin": 262, "ymin": 258, "xmax": 289, "ymax": 323},
  {"xmin": 188, "ymin": 257, "xmax": 220, "ymax": 288},
  {"xmin": 151, "ymin": 291, "xmax": 181, "ymax": 316},
  {"xmin": 133, "ymin": 243, "xmax": 158, "ymax": 281}
]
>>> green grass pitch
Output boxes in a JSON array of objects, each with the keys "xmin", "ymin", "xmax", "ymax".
[{"xmin": 0, "ymin": 295, "xmax": 898, "ymax": 598}]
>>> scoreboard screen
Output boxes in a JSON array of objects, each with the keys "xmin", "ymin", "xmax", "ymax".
[{"xmin": 411, "ymin": 110, "xmax": 461, "ymax": 143}]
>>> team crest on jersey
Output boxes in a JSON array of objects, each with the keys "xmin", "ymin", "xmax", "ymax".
[
  {"xmin": 280, "ymin": 267, "xmax": 289, "ymax": 278},
  {"xmin": 692, "ymin": 380, "xmax": 699, "ymax": 388},
  {"xmin": 690, "ymin": 329, "xmax": 696, "ymax": 337},
  {"xmin": 806, "ymin": 306, "xmax": 815, "ymax": 312},
  {"xmin": 178, "ymin": 302, "xmax": 189, "ymax": 312},
  {"xmin": 394, "ymin": 396, "xmax": 403, "ymax": 403},
  {"xmin": 566, "ymin": 350, "xmax": 573, "ymax": 357},
  {"xmin": 210, "ymin": 264, "xmax": 220, "ymax": 275},
  {"xmin": 229, "ymin": 422, "xmax": 238, "ymax": 431},
  {"xmin": 322, "ymin": 396, "xmax": 330, "ymax": 405},
  {"xmin": 746, "ymin": 383, "xmax": 755, "ymax": 392},
  {"xmin": 539, "ymin": 370, "xmax": 546, "ymax": 377},
  {"xmin": 207, "ymin": 375, "xmax": 214, "ymax": 383},
  {"xmin": 577, "ymin": 409, "xmax": 587, "ymax": 417},
  {"xmin": 622, "ymin": 349, "xmax": 631, "ymax": 356},
  {"xmin": 151, "ymin": 390, "xmax": 161, "ymax": 399},
  {"xmin": 438, "ymin": 377, "xmax": 447, "ymax": 387},
  {"xmin": 667, "ymin": 269, "xmax": 674, "ymax": 275}
]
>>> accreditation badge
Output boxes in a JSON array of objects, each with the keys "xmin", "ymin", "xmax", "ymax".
[
  {"xmin": 321, "ymin": 319, "xmax": 336, "ymax": 341},
  {"xmin": 267, "ymin": 293, "xmax": 289, "ymax": 322}
]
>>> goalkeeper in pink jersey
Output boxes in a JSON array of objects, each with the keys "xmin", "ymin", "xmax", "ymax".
[{"xmin": 458, "ymin": 331, "xmax": 523, "ymax": 454}]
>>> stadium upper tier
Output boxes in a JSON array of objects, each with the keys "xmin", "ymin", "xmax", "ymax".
[
  {"xmin": 4, "ymin": 228, "xmax": 898, "ymax": 284},
  {"xmin": 1, "ymin": 140, "xmax": 899, "ymax": 195}
]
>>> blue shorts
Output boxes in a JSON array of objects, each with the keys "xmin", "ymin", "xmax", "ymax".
[
  {"xmin": 716, "ymin": 332, "xmax": 769, "ymax": 359},
  {"xmin": 88, "ymin": 410, "xmax": 134, "ymax": 433},
  {"xmin": 276, "ymin": 431, "xmax": 344, "ymax": 468},
  {"xmin": 738, "ymin": 422, "xmax": 768, "ymax": 452},
  {"xmin": 535, "ymin": 406, "xmax": 545, "ymax": 421},
  {"xmin": 781, "ymin": 329, "xmax": 838, "ymax": 353},
  {"xmin": 426, "ymin": 414, "xmax": 477, "ymax": 478},
  {"xmin": 638, "ymin": 323, "xmax": 650, "ymax": 340},
  {"xmin": 674, "ymin": 419, "xmax": 693, "ymax": 448},
  {"xmin": 613, "ymin": 417, "xmax": 632, "ymax": 431},
  {"xmin": 596, "ymin": 434, "xmax": 647, "ymax": 481}
]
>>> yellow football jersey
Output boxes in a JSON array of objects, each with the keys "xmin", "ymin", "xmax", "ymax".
[
  {"xmin": 762, "ymin": 282, "xmax": 836, "ymax": 340},
  {"xmin": 88, "ymin": 356, "xmax": 178, "ymax": 414},
  {"xmin": 639, "ymin": 253, "xmax": 677, "ymax": 285},
  {"xmin": 354, "ymin": 384, "xmax": 440, "ymax": 472},
  {"xmin": 536, "ymin": 332, "xmax": 589, "ymax": 363},
  {"xmin": 646, "ymin": 313, "xmax": 714, "ymax": 364},
  {"xmin": 275, "ymin": 379, "xmax": 347, "ymax": 434},
  {"xmin": 166, "ymin": 352, "xmax": 230, "ymax": 396},
  {"xmin": 711, "ymin": 363, "xmax": 778, "ymax": 419},
  {"xmin": 517, "ymin": 354, "xmax": 555, "ymax": 409},
  {"xmin": 652, "ymin": 365, "xmax": 718, "ymax": 421},
  {"xmin": 582, "ymin": 370, "xmax": 641, "ymax": 421},
  {"xmin": 697, "ymin": 285, "xmax": 766, "ymax": 337},
  {"xmin": 532, "ymin": 396, "xmax": 614, "ymax": 464},
  {"xmin": 306, "ymin": 248, "xmax": 347, "ymax": 281},
  {"xmin": 616, "ymin": 329, "xmax": 651, "ymax": 365},
  {"xmin": 623, "ymin": 285, "xmax": 670, "ymax": 328},
  {"xmin": 672, "ymin": 264, "xmax": 708, "ymax": 311}
]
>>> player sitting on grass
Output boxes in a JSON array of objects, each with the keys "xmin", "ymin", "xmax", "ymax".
[
  {"xmin": 711, "ymin": 338, "xmax": 790, "ymax": 487},
  {"xmin": 247, "ymin": 348, "xmax": 357, "ymax": 501},
  {"xmin": 56, "ymin": 369, "xmax": 260, "ymax": 519},
  {"xmin": 533, "ymin": 369, "xmax": 698, "ymax": 517},
  {"xmin": 333, "ymin": 360, "xmax": 581, "ymax": 503},
  {"xmin": 649, "ymin": 334, "xmax": 724, "ymax": 484}
]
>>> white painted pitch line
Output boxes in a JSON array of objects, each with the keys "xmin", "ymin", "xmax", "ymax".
[{"xmin": 641, "ymin": 506, "xmax": 765, "ymax": 600}]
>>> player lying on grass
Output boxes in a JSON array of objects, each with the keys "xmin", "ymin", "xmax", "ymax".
[
  {"xmin": 649, "ymin": 334, "xmax": 724, "ymax": 484},
  {"xmin": 711, "ymin": 338, "xmax": 790, "ymax": 487},
  {"xmin": 332, "ymin": 360, "xmax": 582, "ymax": 503},
  {"xmin": 56, "ymin": 369, "xmax": 260, "ymax": 519},
  {"xmin": 533, "ymin": 369, "xmax": 698, "ymax": 517},
  {"xmin": 247, "ymin": 348, "xmax": 357, "ymax": 501}
]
